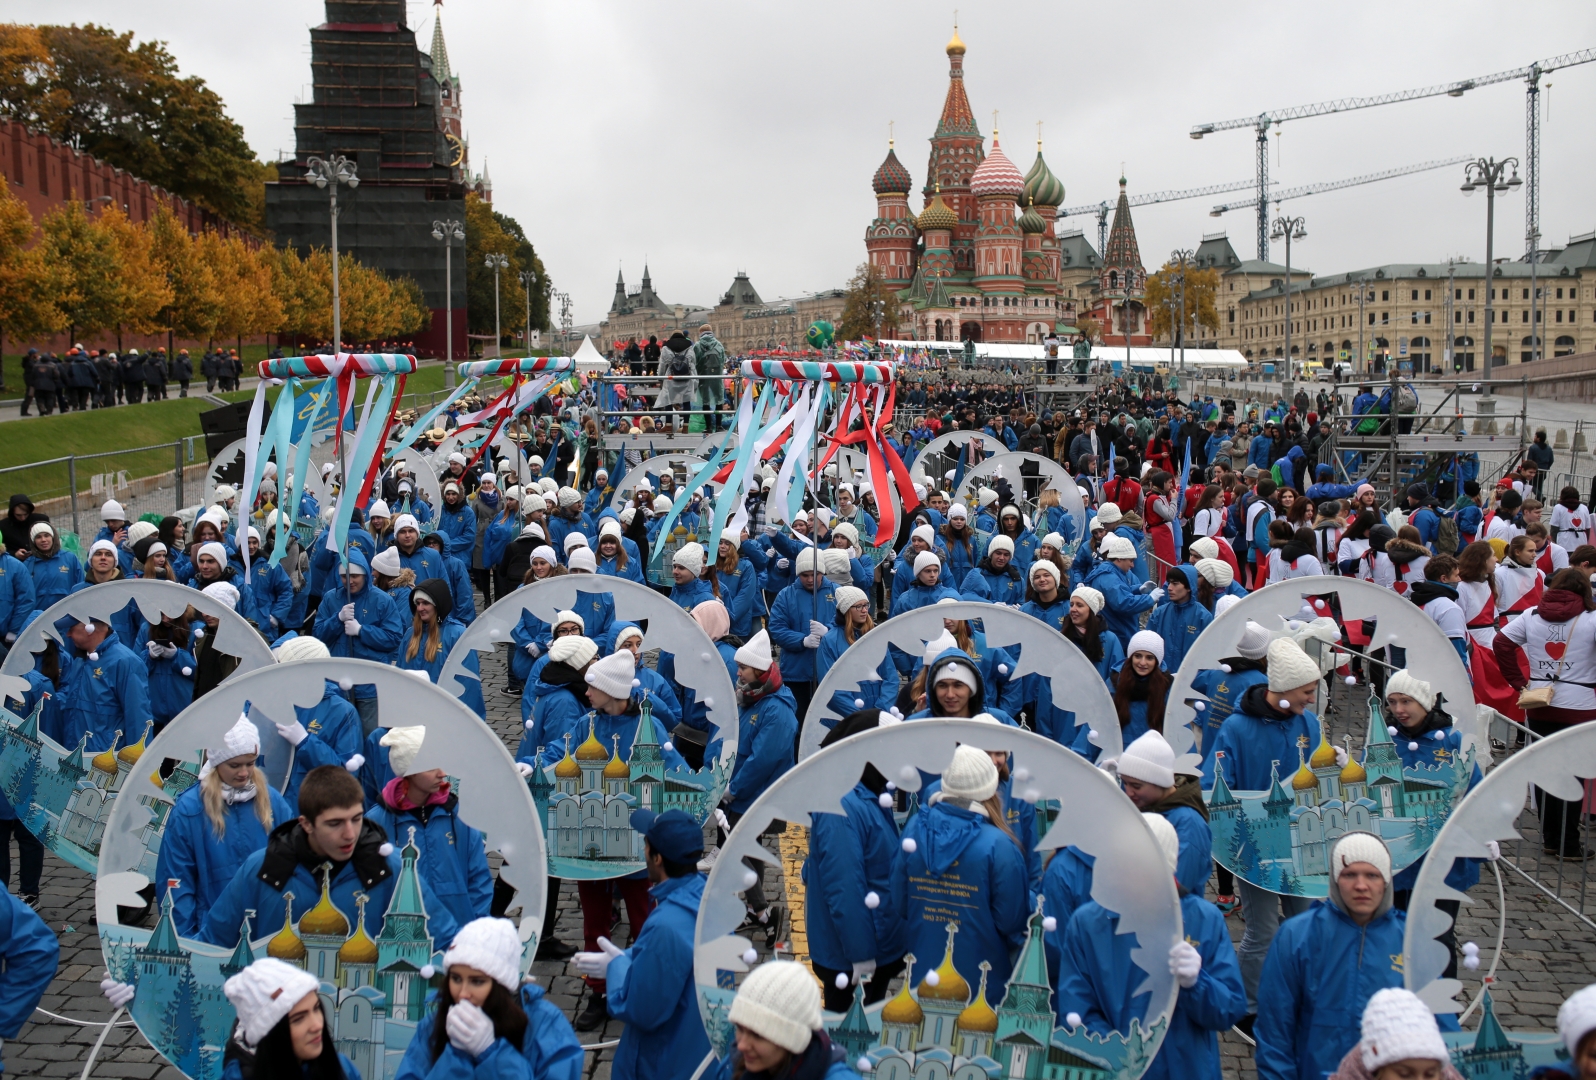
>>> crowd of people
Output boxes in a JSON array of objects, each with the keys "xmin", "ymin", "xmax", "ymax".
[
  {"xmin": 16, "ymin": 344, "xmax": 249, "ymax": 415},
  {"xmin": 0, "ymin": 361, "xmax": 1592, "ymax": 1080}
]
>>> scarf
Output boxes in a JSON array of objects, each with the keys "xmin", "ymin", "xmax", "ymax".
[
  {"xmin": 382, "ymin": 776, "xmax": 452, "ymax": 811},
  {"xmin": 222, "ymin": 781, "xmax": 258, "ymax": 805},
  {"xmin": 737, "ymin": 662, "xmax": 784, "ymax": 711},
  {"xmin": 1409, "ymin": 580, "xmax": 1458, "ymax": 608}
]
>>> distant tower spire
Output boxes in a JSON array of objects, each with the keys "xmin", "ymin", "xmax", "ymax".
[{"xmin": 429, "ymin": 1, "xmax": 451, "ymax": 82}]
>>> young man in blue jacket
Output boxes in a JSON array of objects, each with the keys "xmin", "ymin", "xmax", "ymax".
[
  {"xmin": 1083, "ymin": 534, "xmax": 1157, "ymax": 648},
  {"xmin": 766, "ymin": 548, "xmax": 835, "ymax": 719},
  {"xmin": 53, "ymin": 612, "xmax": 152, "ymax": 754},
  {"xmin": 578, "ymin": 810, "xmax": 712, "ymax": 1080}
]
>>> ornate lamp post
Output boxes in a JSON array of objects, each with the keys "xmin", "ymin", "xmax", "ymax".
[
  {"xmin": 1460, "ymin": 157, "xmax": 1521, "ymax": 381},
  {"xmin": 1169, "ymin": 248, "xmax": 1195, "ymax": 372},
  {"xmin": 519, "ymin": 269, "xmax": 538, "ymax": 352},
  {"xmin": 484, "ymin": 252, "xmax": 509, "ymax": 359},
  {"xmin": 1270, "ymin": 214, "xmax": 1306, "ymax": 399},
  {"xmin": 305, "ymin": 155, "xmax": 359, "ymax": 356},
  {"xmin": 431, "ymin": 218, "xmax": 464, "ymax": 386}
]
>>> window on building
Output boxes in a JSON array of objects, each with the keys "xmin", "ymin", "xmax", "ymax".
[
  {"xmin": 1523, "ymin": 289, "xmax": 1530, "ymax": 300},
  {"xmin": 1411, "ymin": 290, "xmax": 1418, "ymax": 301},
  {"xmin": 1424, "ymin": 289, "xmax": 1432, "ymax": 301},
  {"xmin": 1369, "ymin": 313, "xmax": 1376, "ymax": 325},
  {"xmin": 1556, "ymin": 288, "xmax": 1564, "ymax": 300},
  {"xmin": 1556, "ymin": 335, "xmax": 1577, "ymax": 355},
  {"xmin": 1468, "ymin": 288, "xmax": 1475, "ymax": 300},
  {"xmin": 1557, "ymin": 310, "xmax": 1563, "ymax": 323},
  {"xmin": 1382, "ymin": 290, "xmax": 1389, "ymax": 301},
  {"xmin": 1467, "ymin": 310, "xmax": 1475, "ymax": 323},
  {"xmin": 1522, "ymin": 311, "xmax": 1529, "ymax": 323},
  {"xmin": 1424, "ymin": 312, "xmax": 1431, "ymax": 324}
]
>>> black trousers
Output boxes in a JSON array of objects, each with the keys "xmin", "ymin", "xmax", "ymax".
[
  {"xmin": 0, "ymin": 818, "xmax": 43, "ymax": 896},
  {"xmin": 1393, "ymin": 892, "xmax": 1461, "ymax": 979},
  {"xmin": 813, "ymin": 957, "xmax": 907, "ymax": 1014},
  {"xmin": 1529, "ymin": 715, "xmax": 1588, "ymax": 854}
]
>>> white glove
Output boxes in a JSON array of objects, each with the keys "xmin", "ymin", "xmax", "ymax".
[
  {"xmin": 851, "ymin": 959, "xmax": 877, "ymax": 984},
  {"xmin": 515, "ymin": 762, "xmax": 535, "ymax": 779},
  {"xmin": 276, "ymin": 720, "xmax": 309, "ymax": 747},
  {"xmin": 1334, "ymin": 745, "xmax": 1349, "ymax": 768},
  {"xmin": 776, "ymin": 558, "xmax": 790, "ymax": 570},
  {"xmin": 525, "ymin": 642, "xmax": 541, "ymax": 658},
  {"xmin": 764, "ymin": 522, "xmax": 781, "ymax": 535},
  {"xmin": 803, "ymin": 633, "xmax": 822, "ymax": 649},
  {"xmin": 339, "ymin": 603, "xmax": 356, "ymax": 623},
  {"xmin": 1148, "ymin": 587, "xmax": 1165, "ymax": 603},
  {"xmin": 100, "ymin": 976, "xmax": 136, "ymax": 1009},
  {"xmin": 1170, "ymin": 941, "xmax": 1202, "ymax": 989},
  {"xmin": 1485, "ymin": 840, "xmax": 1500, "ymax": 861},
  {"xmin": 809, "ymin": 620, "xmax": 829, "ymax": 639},
  {"xmin": 344, "ymin": 620, "xmax": 361, "ymax": 636},
  {"xmin": 573, "ymin": 936, "xmax": 624, "ymax": 979},
  {"xmin": 714, "ymin": 808, "xmax": 731, "ymax": 832},
  {"xmin": 4, "ymin": 632, "xmax": 14, "ymax": 643},
  {"xmin": 445, "ymin": 999, "xmax": 496, "ymax": 1058},
  {"xmin": 1139, "ymin": 580, "xmax": 1157, "ymax": 593}
]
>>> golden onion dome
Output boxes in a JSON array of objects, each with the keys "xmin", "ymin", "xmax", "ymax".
[
  {"xmin": 118, "ymin": 724, "xmax": 151, "ymax": 765},
  {"xmin": 1340, "ymin": 740, "xmax": 1367, "ymax": 784},
  {"xmin": 338, "ymin": 902, "xmax": 379, "ymax": 966},
  {"xmin": 955, "ymin": 964, "xmax": 998, "ymax": 1032},
  {"xmin": 553, "ymin": 751, "xmax": 582, "ymax": 780},
  {"xmin": 1308, "ymin": 730, "xmax": 1338, "ymax": 770},
  {"xmin": 881, "ymin": 980, "xmax": 923, "ymax": 1026},
  {"xmin": 1291, "ymin": 749, "xmax": 1318, "ymax": 792},
  {"xmin": 575, "ymin": 720, "xmax": 609, "ymax": 761},
  {"xmin": 91, "ymin": 746, "xmax": 119, "ymax": 774},
  {"xmin": 148, "ymin": 770, "xmax": 165, "ymax": 790},
  {"xmin": 917, "ymin": 188, "xmax": 959, "ymax": 233},
  {"xmin": 946, "ymin": 25, "xmax": 966, "ymax": 55},
  {"xmin": 298, "ymin": 873, "xmax": 351, "ymax": 938},
  {"xmin": 918, "ymin": 937, "xmax": 970, "ymax": 1002},
  {"xmin": 603, "ymin": 737, "xmax": 630, "ymax": 780},
  {"xmin": 267, "ymin": 901, "xmax": 306, "ymax": 961}
]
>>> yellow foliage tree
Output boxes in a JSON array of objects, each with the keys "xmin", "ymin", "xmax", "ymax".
[
  {"xmin": 199, "ymin": 231, "xmax": 282, "ymax": 348},
  {"xmin": 147, "ymin": 208, "xmax": 220, "ymax": 346},
  {"xmin": 1146, "ymin": 262, "xmax": 1220, "ymax": 345},
  {"xmin": 0, "ymin": 179, "xmax": 65, "ymax": 366},
  {"xmin": 95, "ymin": 205, "xmax": 173, "ymax": 344}
]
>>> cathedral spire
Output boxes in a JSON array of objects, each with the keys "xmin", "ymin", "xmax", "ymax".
[
  {"xmin": 1103, "ymin": 176, "xmax": 1145, "ymax": 292},
  {"xmin": 936, "ymin": 23, "xmax": 978, "ymax": 138}
]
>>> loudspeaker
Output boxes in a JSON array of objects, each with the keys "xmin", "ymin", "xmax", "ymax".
[{"xmin": 199, "ymin": 400, "xmax": 271, "ymax": 461}]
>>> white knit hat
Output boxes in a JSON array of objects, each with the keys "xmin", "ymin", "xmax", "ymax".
[
  {"xmin": 931, "ymin": 660, "xmax": 978, "ymax": 696},
  {"xmin": 1100, "ymin": 535, "xmax": 1136, "ymax": 561},
  {"xmin": 101, "ymin": 499, "xmax": 126, "ymax": 522},
  {"xmin": 1029, "ymin": 561, "xmax": 1060, "ymax": 589},
  {"xmin": 1558, "ymin": 984, "xmax": 1596, "ymax": 1057},
  {"xmin": 368, "ymin": 499, "xmax": 391, "ymax": 520},
  {"xmin": 202, "ymin": 581, "xmax": 240, "ymax": 611},
  {"xmin": 1119, "ymin": 731, "xmax": 1176, "ymax": 788},
  {"xmin": 1096, "ymin": 502, "xmax": 1124, "ymax": 526},
  {"xmin": 651, "ymin": 495, "xmax": 672, "ymax": 514},
  {"xmin": 1041, "ymin": 532, "xmax": 1065, "ymax": 551},
  {"xmin": 615, "ymin": 624, "xmax": 644, "ymax": 648},
  {"xmin": 819, "ymin": 549, "xmax": 850, "ymax": 586},
  {"xmin": 835, "ymin": 585, "xmax": 868, "ymax": 614},
  {"xmin": 1386, "ymin": 669, "xmax": 1435, "ymax": 712},
  {"xmin": 1126, "ymin": 630, "xmax": 1165, "ymax": 665},
  {"xmin": 673, "ymin": 542, "xmax": 706, "ymax": 576},
  {"xmin": 941, "ymin": 744, "xmax": 999, "ymax": 802},
  {"xmin": 201, "ymin": 715, "xmax": 261, "ymax": 779},
  {"xmin": 89, "ymin": 539, "xmax": 117, "ymax": 558},
  {"xmin": 793, "ymin": 546, "xmax": 824, "ymax": 575},
  {"xmin": 197, "ymin": 541, "xmax": 229, "ymax": 568},
  {"xmin": 1190, "ymin": 536, "xmax": 1220, "ymax": 561},
  {"xmin": 1331, "ymin": 831, "xmax": 1392, "ymax": 883},
  {"xmin": 913, "ymin": 550, "xmax": 941, "ymax": 578},
  {"xmin": 977, "ymin": 486, "xmax": 998, "ymax": 506},
  {"xmin": 1143, "ymin": 812, "xmax": 1180, "ymax": 874},
  {"xmin": 539, "ymin": 477, "xmax": 558, "ymax": 494},
  {"xmin": 831, "ymin": 523, "xmax": 859, "ymax": 551},
  {"xmin": 600, "ymin": 519, "xmax": 623, "ymax": 540},
  {"xmin": 128, "ymin": 520, "xmax": 158, "ymax": 545},
  {"xmin": 1358, "ymin": 988, "xmax": 1450, "ymax": 1071},
  {"xmin": 948, "ymin": 503, "xmax": 969, "ymax": 520},
  {"xmin": 568, "ymin": 548, "xmax": 597, "ymax": 572},
  {"xmin": 1087, "ymin": 517, "xmax": 1102, "ymax": 533},
  {"xmin": 444, "ymin": 917, "xmax": 524, "ymax": 993},
  {"xmin": 1214, "ymin": 595, "xmax": 1242, "ymax": 618},
  {"xmin": 503, "ymin": 486, "xmax": 523, "ymax": 504},
  {"xmin": 563, "ymin": 531, "xmax": 589, "ymax": 553},
  {"xmin": 519, "ymin": 522, "xmax": 547, "ymax": 542},
  {"xmin": 558, "ymin": 486, "xmax": 582, "ymax": 508},
  {"xmin": 29, "ymin": 522, "xmax": 52, "ymax": 541},
  {"xmin": 371, "ymin": 547, "xmax": 402, "ymax": 577},
  {"xmin": 1236, "ymin": 620, "xmax": 1271, "ymax": 660},
  {"xmin": 1267, "ymin": 637, "xmax": 1321, "ymax": 692},
  {"xmin": 392, "ymin": 514, "xmax": 419, "ymax": 535},
  {"xmin": 548, "ymin": 634, "xmax": 597, "ymax": 669},
  {"xmin": 911, "ymin": 524, "xmax": 936, "ymax": 547},
  {"xmin": 586, "ymin": 650, "xmax": 637, "ymax": 699},
  {"xmin": 275, "ymin": 636, "xmax": 330, "ymax": 663},
  {"xmin": 380, "ymin": 725, "xmax": 426, "ymax": 777},
  {"xmin": 1195, "ymin": 558, "xmax": 1233, "ymax": 589},
  {"xmin": 224, "ymin": 958, "xmax": 320, "ymax": 1049},
  {"xmin": 921, "ymin": 629, "xmax": 960, "ymax": 668},
  {"xmin": 1070, "ymin": 584, "xmax": 1104, "ymax": 613},
  {"xmin": 728, "ymin": 962, "xmax": 821, "ymax": 1055},
  {"xmin": 734, "ymin": 629, "xmax": 773, "ymax": 671},
  {"xmin": 530, "ymin": 545, "xmax": 557, "ymax": 566},
  {"xmin": 988, "ymin": 534, "xmax": 1015, "ymax": 556}
]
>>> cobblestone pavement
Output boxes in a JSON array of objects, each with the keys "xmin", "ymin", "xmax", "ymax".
[{"xmin": 5, "ymin": 626, "xmax": 1592, "ymax": 1078}]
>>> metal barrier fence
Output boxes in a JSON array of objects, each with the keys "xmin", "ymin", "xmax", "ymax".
[{"xmin": 0, "ymin": 438, "xmax": 203, "ymax": 546}]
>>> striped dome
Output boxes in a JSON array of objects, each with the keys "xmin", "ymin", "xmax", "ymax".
[
  {"xmin": 969, "ymin": 137, "xmax": 1024, "ymax": 199},
  {"xmin": 872, "ymin": 146, "xmax": 912, "ymax": 195},
  {"xmin": 1023, "ymin": 150, "xmax": 1066, "ymax": 208}
]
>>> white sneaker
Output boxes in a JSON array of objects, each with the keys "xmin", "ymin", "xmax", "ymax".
[{"xmin": 697, "ymin": 847, "xmax": 720, "ymax": 874}]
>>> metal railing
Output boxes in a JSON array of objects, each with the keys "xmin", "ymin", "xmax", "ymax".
[{"xmin": 0, "ymin": 439, "xmax": 201, "ymax": 545}]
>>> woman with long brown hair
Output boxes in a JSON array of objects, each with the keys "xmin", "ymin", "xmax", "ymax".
[
  {"xmin": 1113, "ymin": 630, "xmax": 1171, "ymax": 741},
  {"xmin": 398, "ymin": 579, "xmax": 485, "ymax": 718}
]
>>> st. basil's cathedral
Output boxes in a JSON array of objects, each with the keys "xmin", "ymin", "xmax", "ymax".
[{"xmin": 865, "ymin": 27, "xmax": 1150, "ymax": 348}]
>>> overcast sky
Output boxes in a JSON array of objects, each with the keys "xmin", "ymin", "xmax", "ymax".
[{"xmin": 18, "ymin": 1, "xmax": 1596, "ymax": 324}]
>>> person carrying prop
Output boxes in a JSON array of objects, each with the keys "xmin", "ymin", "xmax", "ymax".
[
  {"xmin": 394, "ymin": 917, "xmax": 582, "ymax": 1080},
  {"xmin": 269, "ymin": 635, "xmax": 366, "ymax": 812},
  {"xmin": 216, "ymin": 957, "xmax": 362, "ymax": 1079},
  {"xmin": 1084, "ymin": 534, "xmax": 1157, "ymax": 649},
  {"xmin": 1115, "ymin": 730, "xmax": 1211, "ymax": 896},
  {"xmin": 711, "ymin": 961, "xmax": 857, "ymax": 1080},
  {"xmin": 1327, "ymin": 988, "xmax": 1465, "ymax": 1080}
]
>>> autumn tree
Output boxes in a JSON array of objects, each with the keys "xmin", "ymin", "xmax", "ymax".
[
  {"xmin": 96, "ymin": 205, "xmax": 173, "ymax": 346},
  {"xmin": 464, "ymin": 193, "xmax": 528, "ymax": 347},
  {"xmin": 198, "ymin": 231, "xmax": 282, "ymax": 350},
  {"xmin": 0, "ymin": 180, "xmax": 64, "ymax": 373},
  {"xmin": 1075, "ymin": 315, "xmax": 1102, "ymax": 343},
  {"xmin": 147, "ymin": 208, "xmax": 219, "ymax": 349},
  {"xmin": 0, "ymin": 25, "xmax": 67, "ymax": 131},
  {"xmin": 1146, "ymin": 262, "xmax": 1220, "ymax": 346},
  {"xmin": 836, "ymin": 263, "xmax": 901, "ymax": 343}
]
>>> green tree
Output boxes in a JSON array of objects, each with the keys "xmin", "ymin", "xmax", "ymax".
[
  {"xmin": 464, "ymin": 193, "xmax": 526, "ymax": 347},
  {"xmin": 492, "ymin": 205, "xmax": 550, "ymax": 334},
  {"xmin": 0, "ymin": 180, "xmax": 65, "ymax": 369},
  {"xmin": 1147, "ymin": 262, "xmax": 1220, "ymax": 345},
  {"xmin": 836, "ymin": 263, "xmax": 900, "ymax": 343},
  {"xmin": 147, "ymin": 207, "xmax": 220, "ymax": 346}
]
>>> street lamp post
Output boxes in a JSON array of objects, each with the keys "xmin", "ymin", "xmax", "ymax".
[
  {"xmin": 1460, "ymin": 157, "xmax": 1521, "ymax": 385},
  {"xmin": 484, "ymin": 253, "xmax": 509, "ymax": 358},
  {"xmin": 431, "ymin": 218, "xmax": 464, "ymax": 387},
  {"xmin": 305, "ymin": 155, "xmax": 359, "ymax": 358},
  {"xmin": 519, "ymin": 270, "xmax": 537, "ymax": 353},
  {"xmin": 1270, "ymin": 214, "xmax": 1307, "ymax": 401},
  {"xmin": 1169, "ymin": 248, "xmax": 1194, "ymax": 372}
]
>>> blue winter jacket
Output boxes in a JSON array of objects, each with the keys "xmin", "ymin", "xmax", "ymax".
[
  {"xmin": 726, "ymin": 683, "xmax": 797, "ymax": 814},
  {"xmin": 509, "ymin": 607, "xmax": 554, "ymax": 685},
  {"xmin": 1024, "ymin": 629, "xmax": 1122, "ymax": 749},
  {"xmin": 1247, "ymin": 434, "xmax": 1274, "ymax": 471},
  {"xmin": 1083, "ymin": 561, "xmax": 1155, "ymax": 648},
  {"xmin": 424, "ymin": 533, "xmax": 476, "ymax": 625},
  {"xmin": 803, "ymin": 783, "xmax": 905, "ymax": 971},
  {"xmin": 921, "ymin": 773, "xmax": 1042, "ymax": 893},
  {"xmin": 668, "ymin": 576, "xmax": 715, "ymax": 615},
  {"xmin": 55, "ymin": 629, "xmax": 151, "ymax": 753},
  {"xmin": 1191, "ymin": 661, "xmax": 1269, "ymax": 771},
  {"xmin": 658, "ymin": 641, "xmax": 736, "ymax": 744},
  {"xmin": 941, "ymin": 531, "xmax": 987, "ymax": 585},
  {"xmin": 155, "ymin": 782, "xmax": 294, "ymax": 937},
  {"xmin": 889, "ymin": 576, "xmax": 961, "ymax": 620},
  {"xmin": 1021, "ymin": 594, "xmax": 1070, "ymax": 633},
  {"xmin": 312, "ymin": 549, "xmax": 405, "ymax": 698},
  {"xmin": 437, "ymin": 499, "xmax": 478, "ymax": 559},
  {"xmin": 816, "ymin": 624, "xmax": 897, "ymax": 719},
  {"xmin": 27, "ymin": 547, "xmax": 81, "ymax": 610},
  {"xmin": 983, "ymin": 423, "xmax": 1020, "ymax": 451},
  {"xmin": 1255, "ymin": 900, "xmax": 1455, "ymax": 1080},
  {"xmin": 1390, "ymin": 723, "xmax": 1482, "ymax": 894},
  {"xmin": 1147, "ymin": 566, "xmax": 1213, "ymax": 674},
  {"xmin": 1069, "ymin": 543, "xmax": 1098, "ymax": 591},
  {"xmin": 242, "ymin": 560, "xmax": 294, "ymax": 637},
  {"xmin": 717, "ymin": 558, "xmax": 761, "ymax": 639},
  {"xmin": 394, "ymin": 544, "xmax": 447, "ymax": 586},
  {"xmin": 394, "ymin": 983, "xmax": 582, "ymax": 1080},
  {"xmin": 365, "ymin": 790, "xmax": 493, "ymax": 931},
  {"xmin": 606, "ymin": 873, "xmax": 714, "ymax": 1080},
  {"xmin": 892, "ymin": 799, "xmax": 1030, "ymax": 994},
  {"xmin": 597, "ymin": 548, "xmax": 646, "ymax": 585},
  {"xmin": 482, "ymin": 511, "xmax": 522, "ymax": 571},
  {"xmin": 0, "ymin": 888, "xmax": 61, "ymax": 1075},
  {"xmin": 281, "ymin": 681, "xmax": 365, "ymax": 812},
  {"xmin": 1409, "ymin": 504, "xmax": 1441, "ymax": 553},
  {"xmin": 0, "ymin": 553, "xmax": 36, "ymax": 642},
  {"xmin": 197, "ymin": 820, "xmax": 460, "ymax": 952},
  {"xmin": 1042, "ymin": 847, "xmax": 1095, "ymax": 984},
  {"xmin": 768, "ymin": 579, "xmax": 838, "ymax": 683},
  {"xmin": 145, "ymin": 644, "xmax": 197, "ymax": 726},
  {"xmin": 1201, "ymin": 691, "xmax": 1321, "ymax": 793},
  {"xmin": 398, "ymin": 616, "xmax": 485, "ymax": 718},
  {"xmin": 961, "ymin": 562, "xmax": 1025, "ymax": 606},
  {"xmin": 69, "ymin": 576, "xmax": 143, "ymax": 648},
  {"xmin": 907, "ymin": 635, "xmax": 1023, "ymax": 717},
  {"xmin": 520, "ymin": 678, "xmax": 594, "ymax": 767},
  {"xmin": 1054, "ymin": 894, "xmax": 1246, "ymax": 1080}
]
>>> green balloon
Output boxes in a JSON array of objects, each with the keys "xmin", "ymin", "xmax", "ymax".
[{"xmin": 806, "ymin": 320, "xmax": 834, "ymax": 350}]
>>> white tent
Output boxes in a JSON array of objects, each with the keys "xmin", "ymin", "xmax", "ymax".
[
  {"xmin": 1093, "ymin": 347, "xmax": 1247, "ymax": 370},
  {"xmin": 572, "ymin": 335, "xmax": 611, "ymax": 374}
]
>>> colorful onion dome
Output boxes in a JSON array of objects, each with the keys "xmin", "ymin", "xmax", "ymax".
[
  {"xmin": 873, "ymin": 145, "xmax": 912, "ymax": 195},
  {"xmin": 1018, "ymin": 198, "xmax": 1046, "ymax": 234},
  {"xmin": 1340, "ymin": 738, "xmax": 1367, "ymax": 784},
  {"xmin": 338, "ymin": 898, "xmax": 379, "ymax": 966},
  {"xmin": 955, "ymin": 963, "xmax": 999, "ymax": 1032},
  {"xmin": 917, "ymin": 187, "xmax": 959, "ymax": 232},
  {"xmin": 969, "ymin": 136, "xmax": 1024, "ymax": 199},
  {"xmin": 575, "ymin": 719, "xmax": 609, "ymax": 761},
  {"xmin": 1023, "ymin": 149, "xmax": 1065, "ymax": 208},
  {"xmin": 91, "ymin": 745, "xmax": 119, "ymax": 774},
  {"xmin": 1291, "ymin": 748, "xmax": 1318, "ymax": 791},
  {"xmin": 299, "ymin": 870, "xmax": 351, "ymax": 937},
  {"xmin": 604, "ymin": 736, "xmax": 630, "ymax": 780},
  {"xmin": 918, "ymin": 927, "xmax": 971, "ymax": 1002},
  {"xmin": 267, "ymin": 898, "xmax": 307, "ymax": 961},
  {"xmin": 946, "ymin": 25, "xmax": 966, "ymax": 56},
  {"xmin": 881, "ymin": 957, "xmax": 924, "ymax": 1025}
]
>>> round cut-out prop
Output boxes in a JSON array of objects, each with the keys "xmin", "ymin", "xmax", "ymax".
[
  {"xmin": 909, "ymin": 431, "xmax": 1005, "ymax": 487},
  {"xmin": 798, "ymin": 603, "xmax": 1121, "ymax": 764},
  {"xmin": 0, "ymin": 581, "xmax": 278, "ymax": 874},
  {"xmin": 1172, "ymin": 580, "xmax": 1478, "ymax": 899},
  {"xmin": 1403, "ymin": 722, "xmax": 1596, "ymax": 1075},
  {"xmin": 694, "ymin": 720, "xmax": 1180, "ymax": 1080},
  {"xmin": 608, "ymin": 452, "xmax": 713, "ymax": 512},
  {"xmin": 93, "ymin": 658, "xmax": 546, "ymax": 1080},
  {"xmin": 438, "ymin": 576, "xmax": 737, "ymax": 880},
  {"xmin": 951, "ymin": 451, "xmax": 1088, "ymax": 547}
]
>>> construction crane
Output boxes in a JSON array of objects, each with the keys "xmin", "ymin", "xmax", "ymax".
[
  {"xmin": 1206, "ymin": 156, "xmax": 1473, "ymax": 218},
  {"xmin": 1189, "ymin": 48, "xmax": 1596, "ymax": 262},
  {"xmin": 1058, "ymin": 178, "xmax": 1268, "ymax": 258}
]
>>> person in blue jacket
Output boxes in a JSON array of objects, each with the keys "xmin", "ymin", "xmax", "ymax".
[
  {"xmin": 1052, "ymin": 813, "xmax": 1245, "ymax": 1080},
  {"xmin": 1070, "ymin": 519, "xmax": 1105, "ymax": 591},
  {"xmin": 1272, "ymin": 444, "xmax": 1307, "ymax": 492},
  {"xmin": 1304, "ymin": 463, "xmax": 1365, "ymax": 503},
  {"xmin": 1115, "ymin": 730, "xmax": 1212, "ymax": 896},
  {"xmin": 713, "ymin": 530, "xmax": 762, "ymax": 638},
  {"xmin": 1147, "ymin": 564, "xmax": 1213, "ymax": 674},
  {"xmin": 506, "ymin": 550, "xmax": 563, "ymax": 697},
  {"xmin": 713, "ymin": 960, "xmax": 857, "ymax": 1080},
  {"xmin": 364, "ymin": 726, "xmax": 493, "ymax": 931},
  {"xmin": 994, "ymin": 505, "xmax": 1041, "ymax": 577},
  {"xmin": 242, "ymin": 528, "xmax": 294, "ymax": 638},
  {"xmin": 52, "ymin": 611, "xmax": 152, "ymax": 754},
  {"xmin": 1200, "ymin": 636, "xmax": 1324, "ymax": 1015},
  {"xmin": 656, "ymin": 600, "xmax": 737, "ymax": 762},
  {"xmin": 1021, "ymin": 559, "xmax": 1071, "ymax": 632},
  {"xmin": 390, "ymin": 513, "xmax": 447, "ymax": 584},
  {"xmin": 196, "ymin": 764, "xmax": 460, "ymax": 952},
  {"xmin": 983, "ymin": 414, "xmax": 1020, "ymax": 451},
  {"xmin": 143, "ymin": 617, "xmax": 196, "ymax": 732},
  {"xmin": 437, "ymin": 479, "xmax": 478, "ymax": 559},
  {"xmin": 612, "ymin": 624, "xmax": 682, "ymax": 728},
  {"xmin": 804, "ymin": 710, "xmax": 906, "ymax": 1011},
  {"xmin": 1190, "ymin": 620, "xmax": 1271, "ymax": 772},
  {"xmin": 1255, "ymin": 832, "xmax": 1456, "ymax": 1080},
  {"xmin": 0, "ymin": 888, "xmax": 58, "ymax": 1076},
  {"xmin": 481, "ymin": 487, "xmax": 524, "ymax": 578},
  {"xmin": 395, "ymin": 916, "xmax": 582, "ymax": 1080},
  {"xmin": 908, "ymin": 639, "xmax": 1020, "ymax": 726},
  {"xmin": 961, "ymin": 534, "xmax": 1025, "ymax": 605},
  {"xmin": 596, "ymin": 518, "xmax": 646, "ymax": 584},
  {"xmin": 889, "ymin": 523, "xmax": 947, "ymax": 599},
  {"xmin": 668, "ymin": 542, "xmax": 716, "ymax": 612},
  {"xmin": 24, "ymin": 522, "xmax": 80, "ymax": 610},
  {"xmin": 268, "ymin": 635, "xmax": 366, "ymax": 813},
  {"xmin": 767, "ymin": 548, "xmax": 836, "ymax": 719},
  {"xmin": 940, "ymin": 505, "xmax": 988, "ymax": 585},
  {"xmin": 1248, "ymin": 425, "xmax": 1275, "ymax": 472},
  {"xmin": 1083, "ymin": 534, "xmax": 1156, "ymax": 649},
  {"xmin": 312, "ymin": 548, "xmax": 404, "ymax": 734},
  {"xmin": 155, "ymin": 715, "xmax": 293, "ymax": 937},
  {"xmin": 210, "ymin": 957, "xmax": 362, "ymax": 1079},
  {"xmin": 816, "ymin": 587, "xmax": 897, "ymax": 719},
  {"xmin": 890, "ymin": 550, "xmax": 961, "ymax": 619},
  {"xmin": 892, "ymin": 744, "xmax": 1030, "ymax": 995},
  {"xmin": 396, "ymin": 578, "xmax": 485, "ymax": 718},
  {"xmin": 0, "ymin": 547, "xmax": 36, "ymax": 657},
  {"xmin": 518, "ymin": 630, "xmax": 599, "ymax": 767},
  {"xmin": 580, "ymin": 809, "xmax": 712, "ymax": 1080},
  {"xmin": 71, "ymin": 539, "xmax": 143, "ymax": 643},
  {"xmin": 420, "ymin": 530, "xmax": 476, "ymax": 626}
]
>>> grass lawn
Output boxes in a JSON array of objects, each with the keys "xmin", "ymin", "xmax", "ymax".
[
  {"xmin": 0, "ymin": 344, "xmax": 275, "ymax": 400},
  {"xmin": 216, "ymin": 358, "xmax": 452, "ymax": 406},
  {"xmin": 0, "ymin": 397, "xmax": 215, "ymax": 502}
]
